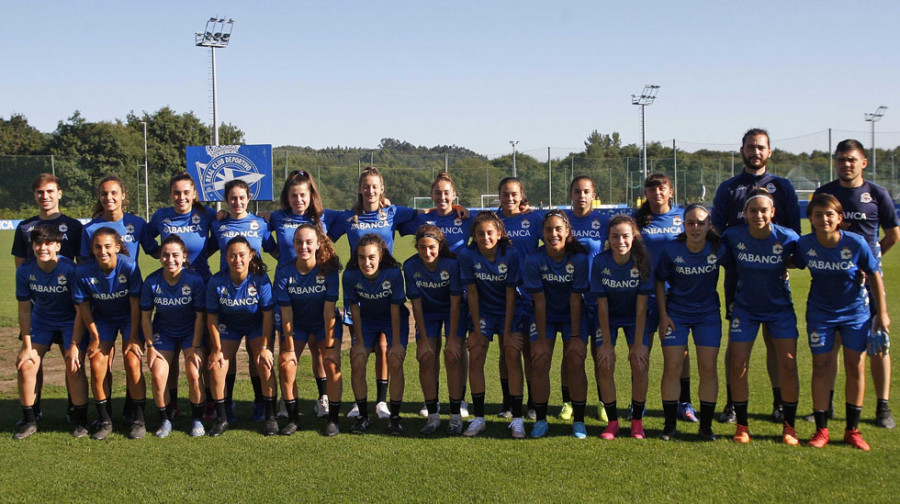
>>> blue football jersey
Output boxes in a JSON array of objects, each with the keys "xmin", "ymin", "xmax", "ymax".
[
  {"xmin": 638, "ymin": 207, "xmax": 684, "ymax": 269},
  {"xmin": 81, "ymin": 213, "xmax": 157, "ymax": 260},
  {"xmin": 403, "ymin": 255, "xmax": 462, "ymax": 318},
  {"xmin": 499, "ymin": 212, "xmax": 543, "ymax": 259},
  {"xmin": 274, "ymin": 263, "xmax": 340, "ymax": 332},
  {"xmin": 206, "ymin": 271, "xmax": 274, "ymax": 336},
  {"xmin": 399, "ymin": 210, "xmax": 473, "ymax": 254},
  {"xmin": 720, "ymin": 224, "xmax": 798, "ymax": 314},
  {"xmin": 148, "ymin": 206, "xmax": 217, "ymax": 281},
  {"xmin": 815, "ymin": 180, "xmax": 899, "ymax": 259},
  {"xmin": 74, "ymin": 255, "xmax": 142, "ymax": 323},
  {"xmin": 140, "ymin": 268, "xmax": 206, "ymax": 339},
  {"xmin": 16, "ymin": 256, "xmax": 79, "ymax": 328},
  {"xmin": 12, "ymin": 214, "xmax": 83, "ymax": 261},
  {"xmin": 210, "ymin": 213, "xmax": 276, "ymax": 272},
  {"xmin": 329, "ymin": 205, "xmax": 417, "ymax": 253},
  {"xmin": 459, "ymin": 246, "xmax": 521, "ymax": 318},
  {"xmin": 655, "ymin": 241, "xmax": 724, "ymax": 318},
  {"xmin": 590, "ymin": 250, "xmax": 653, "ymax": 326},
  {"xmin": 565, "ymin": 209, "xmax": 608, "ymax": 263},
  {"xmin": 523, "ymin": 247, "xmax": 590, "ymax": 323},
  {"xmin": 269, "ymin": 210, "xmax": 332, "ymax": 269},
  {"xmin": 342, "ymin": 267, "xmax": 407, "ymax": 325}
]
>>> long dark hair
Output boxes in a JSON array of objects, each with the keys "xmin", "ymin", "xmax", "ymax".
[
  {"xmin": 675, "ymin": 203, "xmax": 721, "ymax": 251},
  {"xmin": 607, "ymin": 215, "xmax": 650, "ymax": 280},
  {"xmin": 542, "ymin": 209, "xmax": 587, "ymax": 256},
  {"xmin": 280, "ymin": 170, "xmax": 325, "ymax": 226},
  {"xmin": 225, "ymin": 236, "xmax": 266, "ymax": 275},
  {"xmin": 415, "ymin": 224, "xmax": 457, "ymax": 260},
  {"xmin": 295, "ymin": 223, "xmax": 342, "ymax": 276},
  {"xmin": 91, "ymin": 175, "xmax": 129, "ymax": 218},
  {"xmin": 469, "ymin": 211, "xmax": 513, "ymax": 254},
  {"xmin": 635, "ymin": 173, "xmax": 673, "ymax": 228},
  {"xmin": 169, "ymin": 172, "xmax": 206, "ymax": 214},
  {"xmin": 91, "ymin": 226, "xmax": 130, "ymax": 258},
  {"xmin": 346, "ymin": 233, "xmax": 400, "ymax": 271}
]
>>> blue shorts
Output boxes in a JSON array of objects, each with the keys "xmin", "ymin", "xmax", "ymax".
[
  {"xmin": 527, "ymin": 315, "xmax": 591, "ymax": 343},
  {"xmin": 217, "ymin": 324, "xmax": 263, "ymax": 342},
  {"xmin": 807, "ymin": 317, "xmax": 869, "ymax": 355},
  {"xmin": 593, "ymin": 323, "xmax": 650, "ymax": 347},
  {"xmin": 416, "ymin": 317, "xmax": 457, "ymax": 340},
  {"xmin": 646, "ymin": 297, "xmax": 660, "ymax": 335},
  {"xmin": 353, "ymin": 317, "xmax": 410, "ymax": 350},
  {"xmin": 476, "ymin": 313, "xmax": 506, "ymax": 342},
  {"xmin": 149, "ymin": 332, "xmax": 198, "ymax": 352},
  {"xmin": 728, "ymin": 305, "xmax": 799, "ymax": 343},
  {"xmin": 274, "ymin": 306, "xmax": 283, "ymax": 334},
  {"xmin": 30, "ymin": 318, "xmax": 77, "ymax": 349},
  {"xmin": 661, "ymin": 311, "xmax": 722, "ymax": 348},
  {"xmin": 288, "ymin": 318, "xmax": 344, "ymax": 345},
  {"xmin": 95, "ymin": 318, "xmax": 135, "ymax": 343}
]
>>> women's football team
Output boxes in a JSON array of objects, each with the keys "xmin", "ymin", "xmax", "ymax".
[{"xmin": 11, "ymin": 167, "xmax": 890, "ymax": 450}]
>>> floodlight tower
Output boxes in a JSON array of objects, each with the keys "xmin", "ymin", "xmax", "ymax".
[
  {"xmin": 510, "ymin": 140, "xmax": 519, "ymax": 177},
  {"xmin": 196, "ymin": 17, "xmax": 235, "ymax": 146},
  {"xmin": 865, "ymin": 106, "xmax": 887, "ymax": 182},
  {"xmin": 632, "ymin": 84, "xmax": 660, "ymax": 181}
]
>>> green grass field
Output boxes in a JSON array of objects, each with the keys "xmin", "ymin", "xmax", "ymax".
[{"xmin": 0, "ymin": 227, "xmax": 899, "ymax": 502}]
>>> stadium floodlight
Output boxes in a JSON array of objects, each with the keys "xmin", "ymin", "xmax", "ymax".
[
  {"xmin": 195, "ymin": 17, "xmax": 235, "ymax": 145},
  {"xmin": 864, "ymin": 106, "xmax": 887, "ymax": 182},
  {"xmin": 510, "ymin": 140, "xmax": 519, "ymax": 178},
  {"xmin": 632, "ymin": 84, "xmax": 660, "ymax": 181}
]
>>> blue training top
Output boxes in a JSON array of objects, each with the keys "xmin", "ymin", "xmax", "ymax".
[
  {"xmin": 74, "ymin": 255, "xmax": 142, "ymax": 324},
  {"xmin": 565, "ymin": 209, "xmax": 608, "ymax": 263},
  {"xmin": 499, "ymin": 211, "xmax": 543, "ymax": 260},
  {"xmin": 269, "ymin": 209, "xmax": 340, "ymax": 269},
  {"xmin": 148, "ymin": 206, "xmax": 217, "ymax": 281},
  {"xmin": 399, "ymin": 210, "xmax": 473, "ymax": 254},
  {"xmin": 140, "ymin": 268, "xmax": 206, "ymax": 339},
  {"xmin": 206, "ymin": 271, "xmax": 275, "ymax": 336},
  {"xmin": 523, "ymin": 247, "xmax": 590, "ymax": 324},
  {"xmin": 403, "ymin": 255, "xmax": 462, "ymax": 319},
  {"xmin": 16, "ymin": 256, "xmax": 79, "ymax": 330},
  {"xmin": 274, "ymin": 263, "xmax": 341, "ymax": 333},
  {"xmin": 81, "ymin": 213, "xmax": 158, "ymax": 260},
  {"xmin": 654, "ymin": 240, "xmax": 724, "ymax": 318},
  {"xmin": 459, "ymin": 245, "xmax": 521, "ymax": 318},
  {"xmin": 720, "ymin": 224, "xmax": 798, "ymax": 314},
  {"xmin": 638, "ymin": 207, "xmax": 684, "ymax": 269},
  {"xmin": 793, "ymin": 231, "xmax": 879, "ymax": 321},
  {"xmin": 342, "ymin": 266, "xmax": 407, "ymax": 325},
  {"xmin": 590, "ymin": 250, "xmax": 653, "ymax": 326},
  {"xmin": 210, "ymin": 213, "xmax": 276, "ymax": 272},
  {"xmin": 329, "ymin": 205, "xmax": 417, "ymax": 254}
]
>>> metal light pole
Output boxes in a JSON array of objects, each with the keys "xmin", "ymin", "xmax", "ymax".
[
  {"xmin": 865, "ymin": 106, "xmax": 887, "ymax": 182},
  {"xmin": 632, "ymin": 84, "xmax": 660, "ymax": 181},
  {"xmin": 141, "ymin": 121, "xmax": 149, "ymax": 220},
  {"xmin": 510, "ymin": 140, "xmax": 519, "ymax": 178},
  {"xmin": 196, "ymin": 17, "xmax": 235, "ymax": 146}
]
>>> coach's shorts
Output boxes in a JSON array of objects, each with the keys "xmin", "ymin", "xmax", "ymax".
[{"xmin": 728, "ymin": 305, "xmax": 798, "ymax": 343}]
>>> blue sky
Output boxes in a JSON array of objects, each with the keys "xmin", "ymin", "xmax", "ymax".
[{"xmin": 3, "ymin": 1, "xmax": 898, "ymax": 157}]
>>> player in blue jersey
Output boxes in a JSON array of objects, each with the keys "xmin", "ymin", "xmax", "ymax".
[
  {"xmin": 713, "ymin": 129, "xmax": 801, "ymax": 425},
  {"xmin": 496, "ymin": 177, "xmax": 541, "ymax": 421},
  {"xmin": 330, "ymin": 167, "xmax": 417, "ymax": 421},
  {"xmin": 12, "ymin": 173, "xmax": 84, "ymax": 426},
  {"xmin": 80, "ymin": 175, "xmax": 158, "ymax": 261},
  {"xmin": 635, "ymin": 173, "xmax": 699, "ymax": 425},
  {"xmin": 404, "ymin": 225, "xmax": 463, "ymax": 435},
  {"xmin": 206, "ymin": 236, "xmax": 277, "ymax": 437},
  {"xmin": 720, "ymin": 188, "xmax": 801, "ymax": 445},
  {"xmin": 460, "ymin": 211, "xmax": 524, "ymax": 438},
  {"xmin": 69, "ymin": 227, "xmax": 145, "ymax": 440},
  {"xmin": 399, "ymin": 172, "xmax": 472, "ymax": 420},
  {"xmin": 140, "ymin": 235, "xmax": 207, "ymax": 438},
  {"xmin": 274, "ymin": 224, "xmax": 344, "ymax": 437},
  {"xmin": 796, "ymin": 194, "xmax": 889, "ymax": 451},
  {"xmin": 655, "ymin": 204, "xmax": 724, "ymax": 441},
  {"xmin": 813, "ymin": 139, "xmax": 899, "ymax": 429},
  {"xmin": 565, "ymin": 176, "xmax": 609, "ymax": 423},
  {"xmin": 524, "ymin": 210, "xmax": 590, "ymax": 438},
  {"xmin": 591, "ymin": 215, "xmax": 653, "ymax": 440},
  {"xmin": 343, "ymin": 233, "xmax": 410, "ymax": 435},
  {"xmin": 211, "ymin": 179, "xmax": 277, "ymax": 421},
  {"xmin": 270, "ymin": 170, "xmax": 338, "ymax": 420},
  {"xmin": 13, "ymin": 225, "xmax": 87, "ymax": 439},
  {"xmin": 147, "ymin": 173, "xmax": 217, "ymax": 423}
]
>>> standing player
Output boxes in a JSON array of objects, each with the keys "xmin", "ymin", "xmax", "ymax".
[
  {"xmin": 712, "ymin": 129, "xmax": 801, "ymax": 424},
  {"xmin": 523, "ymin": 210, "xmax": 590, "ymax": 438},
  {"xmin": 496, "ymin": 177, "xmax": 541, "ymax": 420},
  {"xmin": 12, "ymin": 174, "xmax": 84, "ymax": 425},
  {"xmin": 720, "ymin": 189, "xmax": 800, "ymax": 444},
  {"xmin": 80, "ymin": 175, "xmax": 158, "ymax": 260},
  {"xmin": 591, "ymin": 215, "xmax": 653, "ymax": 440},
  {"xmin": 565, "ymin": 176, "xmax": 609, "ymax": 423},
  {"xmin": 274, "ymin": 224, "xmax": 344, "ymax": 436},
  {"xmin": 459, "ymin": 212, "xmax": 523, "ymax": 438},
  {"xmin": 635, "ymin": 173, "xmax": 697, "ymax": 423},
  {"xmin": 206, "ymin": 236, "xmax": 276, "ymax": 437},
  {"xmin": 71, "ymin": 228, "xmax": 145, "ymax": 440},
  {"xmin": 14, "ymin": 225, "xmax": 87, "ymax": 439},
  {"xmin": 140, "ymin": 235, "xmax": 207, "ymax": 438},
  {"xmin": 329, "ymin": 167, "xmax": 417, "ymax": 421},
  {"xmin": 794, "ymin": 194, "xmax": 889, "ymax": 450},
  {"xmin": 655, "ymin": 204, "xmax": 725, "ymax": 441},
  {"xmin": 342, "ymin": 234, "xmax": 410, "ymax": 435},
  {"xmin": 813, "ymin": 139, "xmax": 899, "ymax": 428},
  {"xmin": 404, "ymin": 225, "xmax": 463, "ymax": 434}
]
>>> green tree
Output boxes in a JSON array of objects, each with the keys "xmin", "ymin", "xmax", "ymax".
[{"xmin": 0, "ymin": 114, "xmax": 48, "ymax": 155}]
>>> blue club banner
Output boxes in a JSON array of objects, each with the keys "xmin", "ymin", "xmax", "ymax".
[{"xmin": 186, "ymin": 144, "xmax": 274, "ymax": 202}]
